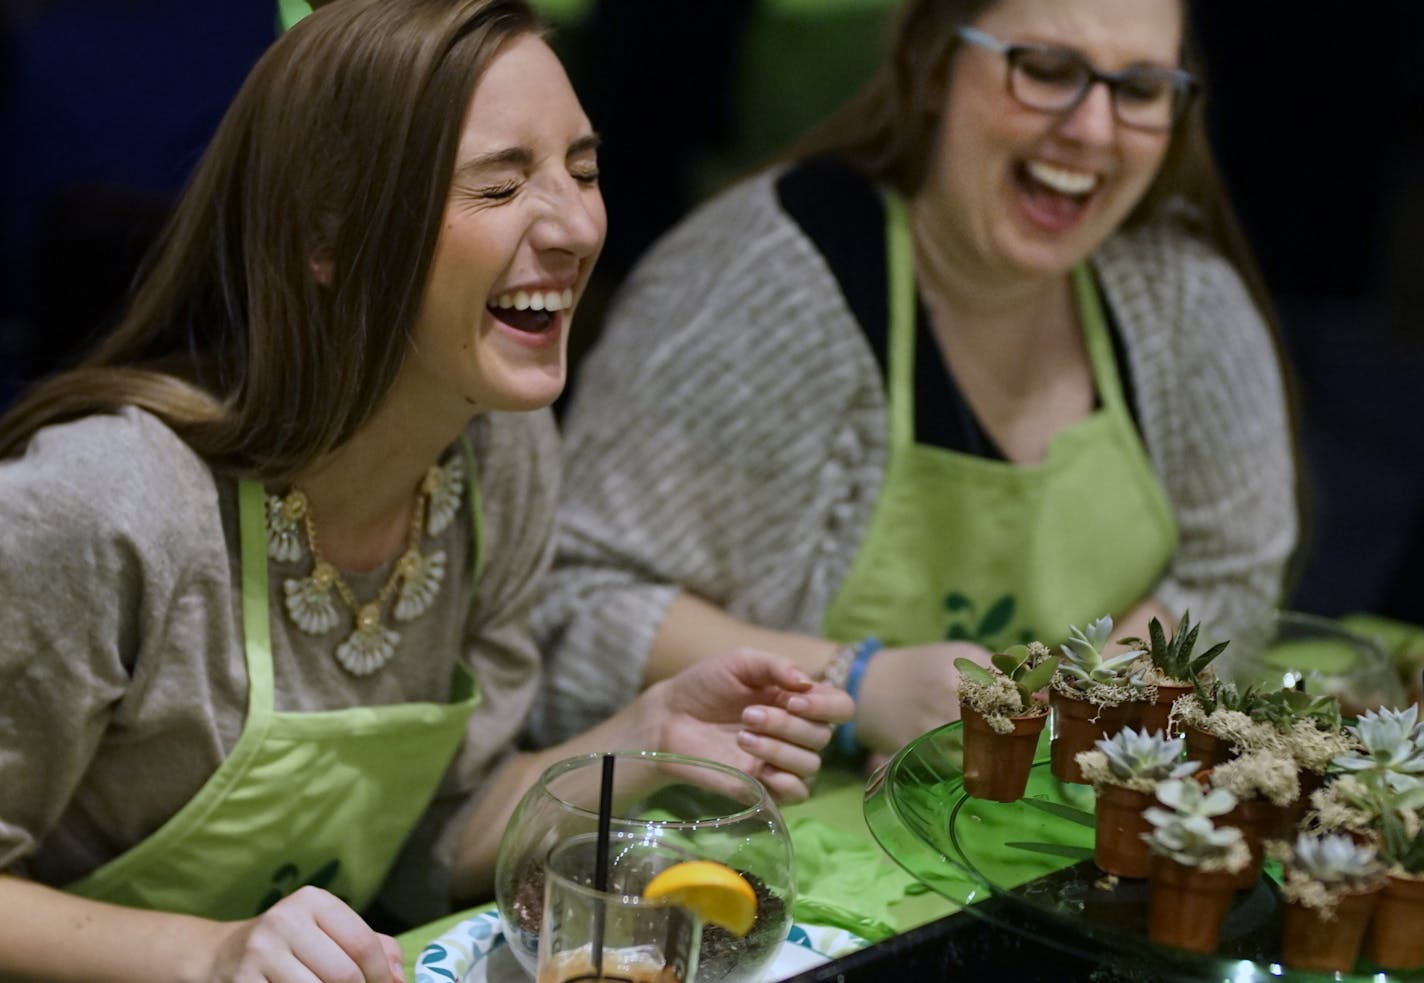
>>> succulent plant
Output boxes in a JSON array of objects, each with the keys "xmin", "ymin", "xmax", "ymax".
[
  {"xmin": 1057, "ymin": 615, "xmax": 1148, "ymax": 694},
  {"xmin": 1250, "ymin": 687, "xmax": 1342, "ymax": 735},
  {"xmin": 955, "ymin": 643, "xmax": 1059, "ymax": 714},
  {"xmin": 1189, "ymin": 677, "xmax": 1260, "ymax": 714},
  {"xmin": 1095, "ymin": 726, "xmax": 1200, "ymax": 783},
  {"xmin": 1142, "ymin": 777, "xmax": 1243, "ymax": 868},
  {"xmin": 1375, "ymin": 783, "xmax": 1424, "ymax": 874},
  {"xmin": 1118, "ymin": 611, "xmax": 1229, "ymax": 684},
  {"xmin": 1287, "ymin": 832, "xmax": 1381, "ymax": 887},
  {"xmin": 1333, "ymin": 704, "xmax": 1424, "ymax": 791}
]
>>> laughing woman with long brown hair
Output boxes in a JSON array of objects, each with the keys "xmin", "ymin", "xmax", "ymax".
[{"xmin": 0, "ymin": 3, "xmax": 849, "ymax": 980}]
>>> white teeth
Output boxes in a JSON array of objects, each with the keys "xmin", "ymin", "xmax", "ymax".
[
  {"xmin": 489, "ymin": 288, "xmax": 576, "ymax": 312},
  {"xmin": 1026, "ymin": 160, "xmax": 1098, "ymax": 196}
]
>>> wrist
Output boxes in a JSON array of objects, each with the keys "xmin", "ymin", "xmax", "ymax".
[{"xmin": 830, "ymin": 638, "xmax": 883, "ymax": 757}]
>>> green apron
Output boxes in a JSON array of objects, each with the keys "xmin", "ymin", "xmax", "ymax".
[
  {"xmin": 66, "ymin": 449, "xmax": 485, "ymax": 919},
  {"xmin": 821, "ymin": 190, "xmax": 1177, "ymax": 652}
]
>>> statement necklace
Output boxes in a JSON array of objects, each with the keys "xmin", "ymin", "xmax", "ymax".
[{"xmin": 265, "ymin": 454, "xmax": 465, "ymax": 676}]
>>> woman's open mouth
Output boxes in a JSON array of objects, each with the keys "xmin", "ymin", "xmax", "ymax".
[
  {"xmin": 1015, "ymin": 159, "xmax": 1100, "ymax": 232},
  {"xmin": 487, "ymin": 288, "xmax": 574, "ymax": 334}
]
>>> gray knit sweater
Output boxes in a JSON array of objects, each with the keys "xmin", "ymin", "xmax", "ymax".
[
  {"xmin": 0, "ymin": 405, "xmax": 560, "ymax": 924},
  {"xmin": 530, "ymin": 166, "xmax": 1297, "ymax": 745}
]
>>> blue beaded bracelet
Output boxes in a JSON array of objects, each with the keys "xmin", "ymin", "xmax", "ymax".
[{"xmin": 834, "ymin": 637, "xmax": 883, "ymax": 757}]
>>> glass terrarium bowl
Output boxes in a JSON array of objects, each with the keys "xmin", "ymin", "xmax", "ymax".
[
  {"xmin": 494, "ymin": 750, "xmax": 794, "ymax": 983},
  {"xmin": 1229, "ymin": 609, "xmax": 1410, "ymax": 716}
]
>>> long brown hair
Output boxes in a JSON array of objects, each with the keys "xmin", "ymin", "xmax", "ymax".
[
  {"xmin": 782, "ymin": 0, "xmax": 1306, "ymax": 589},
  {"xmin": 0, "ymin": 0, "xmax": 542, "ymax": 478},
  {"xmin": 781, "ymin": 0, "xmax": 1276, "ymax": 324}
]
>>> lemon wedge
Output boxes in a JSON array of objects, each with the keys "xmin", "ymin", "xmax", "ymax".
[{"xmin": 641, "ymin": 861, "xmax": 757, "ymax": 937}]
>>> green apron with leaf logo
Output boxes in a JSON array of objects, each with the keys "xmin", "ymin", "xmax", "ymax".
[
  {"xmin": 821, "ymin": 190, "xmax": 1177, "ymax": 652},
  {"xmin": 65, "ymin": 448, "xmax": 484, "ymax": 919}
]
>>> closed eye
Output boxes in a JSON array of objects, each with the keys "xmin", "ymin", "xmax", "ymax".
[{"xmin": 476, "ymin": 181, "xmax": 520, "ymax": 200}]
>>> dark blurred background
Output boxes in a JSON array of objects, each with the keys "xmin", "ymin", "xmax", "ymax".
[{"xmin": 2, "ymin": 0, "xmax": 1423, "ymax": 627}]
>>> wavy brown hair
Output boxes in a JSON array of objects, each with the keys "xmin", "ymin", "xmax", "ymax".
[
  {"xmin": 0, "ymin": 0, "xmax": 542, "ymax": 478},
  {"xmin": 780, "ymin": 0, "xmax": 1275, "ymax": 324}
]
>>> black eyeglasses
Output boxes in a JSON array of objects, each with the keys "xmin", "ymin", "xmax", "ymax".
[{"xmin": 955, "ymin": 25, "xmax": 1199, "ymax": 132}]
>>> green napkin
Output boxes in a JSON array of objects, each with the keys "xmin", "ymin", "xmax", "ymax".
[{"xmin": 788, "ymin": 816, "xmax": 921, "ymax": 941}]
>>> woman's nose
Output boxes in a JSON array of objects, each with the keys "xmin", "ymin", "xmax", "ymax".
[
  {"xmin": 533, "ymin": 180, "xmax": 606, "ymax": 259},
  {"xmin": 1058, "ymin": 80, "xmax": 1118, "ymax": 145}
]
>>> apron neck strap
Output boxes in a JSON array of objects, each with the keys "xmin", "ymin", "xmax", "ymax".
[
  {"xmin": 238, "ymin": 480, "xmax": 277, "ymax": 715},
  {"xmin": 883, "ymin": 187, "xmax": 916, "ymax": 447},
  {"xmin": 881, "ymin": 188, "xmax": 1126, "ymax": 444}
]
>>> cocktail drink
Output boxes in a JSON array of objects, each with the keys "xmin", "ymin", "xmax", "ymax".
[
  {"xmin": 537, "ymin": 948, "xmax": 684, "ymax": 983},
  {"xmin": 538, "ymin": 832, "xmax": 701, "ymax": 983}
]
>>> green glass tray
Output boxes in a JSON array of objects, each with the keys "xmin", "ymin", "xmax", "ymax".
[{"xmin": 863, "ymin": 720, "xmax": 1423, "ymax": 982}]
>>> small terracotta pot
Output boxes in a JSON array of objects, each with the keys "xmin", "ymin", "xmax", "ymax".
[
  {"xmin": 1363, "ymin": 871, "xmax": 1424, "ymax": 969},
  {"xmin": 960, "ymin": 701, "xmax": 1048, "ymax": 802},
  {"xmin": 1050, "ymin": 691, "xmax": 1137, "ymax": 784},
  {"xmin": 1147, "ymin": 855, "xmax": 1237, "ymax": 954},
  {"xmin": 1134, "ymin": 681, "xmax": 1193, "ymax": 738},
  {"xmin": 1221, "ymin": 796, "xmax": 1274, "ymax": 890},
  {"xmin": 1183, "ymin": 723, "xmax": 1235, "ymax": 769},
  {"xmin": 1271, "ymin": 768, "xmax": 1325, "ymax": 838},
  {"xmin": 1282, "ymin": 883, "xmax": 1382, "ymax": 973},
  {"xmin": 1094, "ymin": 783, "xmax": 1154, "ymax": 878}
]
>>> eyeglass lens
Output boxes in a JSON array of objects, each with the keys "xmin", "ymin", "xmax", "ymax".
[{"xmin": 1009, "ymin": 46, "xmax": 1185, "ymax": 129}]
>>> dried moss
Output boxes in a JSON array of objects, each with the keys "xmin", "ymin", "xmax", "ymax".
[
  {"xmin": 1050, "ymin": 672, "xmax": 1144, "ymax": 709},
  {"xmin": 959, "ymin": 674, "xmax": 1043, "ymax": 734},
  {"xmin": 1075, "ymin": 750, "xmax": 1160, "ymax": 794},
  {"xmin": 1307, "ymin": 775, "xmax": 1379, "ymax": 835},
  {"xmin": 1209, "ymin": 750, "xmax": 1300, "ymax": 808}
]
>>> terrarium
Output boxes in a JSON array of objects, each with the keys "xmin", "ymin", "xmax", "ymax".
[{"xmin": 494, "ymin": 750, "xmax": 793, "ymax": 982}]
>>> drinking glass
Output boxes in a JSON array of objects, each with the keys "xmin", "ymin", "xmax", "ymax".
[{"xmin": 537, "ymin": 832, "xmax": 700, "ymax": 983}]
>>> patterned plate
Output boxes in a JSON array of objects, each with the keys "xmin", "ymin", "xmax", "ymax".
[{"xmin": 415, "ymin": 909, "xmax": 865, "ymax": 983}]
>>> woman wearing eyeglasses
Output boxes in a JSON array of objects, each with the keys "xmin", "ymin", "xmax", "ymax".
[{"xmin": 531, "ymin": 0, "xmax": 1297, "ymax": 760}]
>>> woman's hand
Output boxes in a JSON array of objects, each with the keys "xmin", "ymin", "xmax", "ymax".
[
  {"xmin": 854, "ymin": 642, "xmax": 994, "ymax": 757},
  {"xmin": 206, "ymin": 886, "xmax": 406, "ymax": 983},
  {"xmin": 647, "ymin": 648, "xmax": 854, "ymax": 803}
]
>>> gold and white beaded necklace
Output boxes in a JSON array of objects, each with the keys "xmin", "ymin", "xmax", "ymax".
[{"xmin": 264, "ymin": 453, "xmax": 465, "ymax": 676}]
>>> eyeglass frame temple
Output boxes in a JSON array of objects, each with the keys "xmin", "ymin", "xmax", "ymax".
[{"xmin": 952, "ymin": 24, "xmax": 1200, "ymax": 125}]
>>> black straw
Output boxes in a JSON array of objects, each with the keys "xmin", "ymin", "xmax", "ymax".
[{"xmin": 592, "ymin": 753, "xmax": 615, "ymax": 975}]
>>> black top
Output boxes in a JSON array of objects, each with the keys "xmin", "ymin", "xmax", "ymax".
[{"xmin": 775, "ymin": 156, "xmax": 1140, "ymax": 458}]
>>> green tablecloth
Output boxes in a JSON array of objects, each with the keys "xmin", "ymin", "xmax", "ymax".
[{"xmin": 396, "ymin": 766, "xmax": 953, "ymax": 974}]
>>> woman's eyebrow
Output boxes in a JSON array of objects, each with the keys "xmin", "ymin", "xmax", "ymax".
[
  {"xmin": 567, "ymin": 133, "xmax": 601, "ymax": 158},
  {"xmin": 453, "ymin": 146, "xmax": 532, "ymax": 182}
]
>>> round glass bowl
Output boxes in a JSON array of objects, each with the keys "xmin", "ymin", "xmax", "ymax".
[
  {"xmin": 494, "ymin": 750, "xmax": 794, "ymax": 982},
  {"xmin": 1230, "ymin": 610, "xmax": 1410, "ymax": 715}
]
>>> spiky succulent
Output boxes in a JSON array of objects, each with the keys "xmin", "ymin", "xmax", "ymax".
[
  {"xmin": 1118, "ymin": 611, "xmax": 1229, "ymax": 684},
  {"xmin": 1288, "ymin": 832, "xmax": 1381, "ymax": 887},
  {"xmin": 1189, "ymin": 678, "xmax": 1266, "ymax": 716},
  {"xmin": 1142, "ymin": 777, "xmax": 1243, "ymax": 867},
  {"xmin": 1057, "ymin": 615, "xmax": 1148, "ymax": 692},
  {"xmin": 1251, "ymin": 687, "xmax": 1342, "ymax": 735},
  {"xmin": 956, "ymin": 643, "xmax": 1059, "ymax": 714},
  {"xmin": 1333, "ymin": 704, "xmax": 1424, "ymax": 792},
  {"xmin": 1095, "ymin": 726, "xmax": 1199, "ymax": 783}
]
